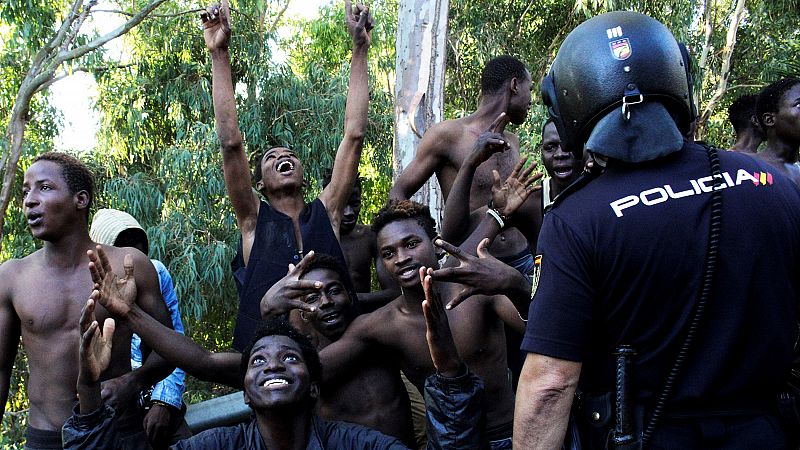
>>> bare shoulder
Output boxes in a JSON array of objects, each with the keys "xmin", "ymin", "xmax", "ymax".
[
  {"xmin": 348, "ymin": 298, "xmax": 404, "ymax": 341},
  {"xmin": 420, "ymin": 119, "xmax": 468, "ymax": 151},
  {"xmin": 0, "ymin": 250, "xmax": 42, "ymax": 293}
]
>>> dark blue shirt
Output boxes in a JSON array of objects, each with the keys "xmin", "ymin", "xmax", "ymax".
[
  {"xmin": 523, "ymin": 142, "xmax": 800, "ymax": 409},
  {"xmin": 231, "ymin": 199, "xmax": 352, "ymax": 350}
]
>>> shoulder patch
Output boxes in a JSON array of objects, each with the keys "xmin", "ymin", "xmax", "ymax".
[{"xmin": 530, "ymin": 254, "xmax": 543, "ymax": 299}]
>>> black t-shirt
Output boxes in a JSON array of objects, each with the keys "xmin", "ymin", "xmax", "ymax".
[{"xmin": 522, "ymin": 142, "xmax": 800, "ymax": 409}]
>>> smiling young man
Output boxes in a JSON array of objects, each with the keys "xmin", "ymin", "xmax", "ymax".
[
  {"xmin": 71, "ymin": 246, "xmax": 485, "ymax": 449},
  {"xmin": 201, "ymin": 0, "xmax": 372, "ymax": 350},
  {"xmin": 0, "ymin": 152, "xmax": 173, "ymax": 450},
  {"xmin": 318, "ymin": 200, "xmax": 525, "ymax": 449},
  {"xmin": 321, "ymin": 170, "xmax": 399, "ymax": 310},
  {"xmin": 259, "ymin": 253, "xmax": 414, "ymax": 445}
]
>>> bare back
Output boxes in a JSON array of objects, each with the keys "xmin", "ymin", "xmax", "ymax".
[{"xmin": 0, "ymin": 245, "xmax": 164, "ymax": 431}]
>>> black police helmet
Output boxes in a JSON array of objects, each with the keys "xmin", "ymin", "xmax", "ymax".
[{"xmin": 541, "ymin": 11, "xmax": 696, "ymax": 157}]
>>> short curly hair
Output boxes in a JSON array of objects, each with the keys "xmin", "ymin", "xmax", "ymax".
[
  {"xmin": 727, "ymin": 94, "xmax": 759, "ymax": 135},
  {"xmin": 33, "ymin": 152, "xmax": 94, "ymax": 219},
  {"xmin": 239, "ymin": 317, "xmax": 323, "ymax": 387},
  {"xmin": 371, "ymin": 199, "xmax": 437, "ymax": 240},
  {"xmin": 299, "ymin": 253, "xmax": 356, "ymax": 304},
  {"xmin": 481, "ymin": 55, "xmax": 528, "ymax": 96},
  {"xmin": 756, "ymin": 78, "xmax": 800, "ymax": 128}
]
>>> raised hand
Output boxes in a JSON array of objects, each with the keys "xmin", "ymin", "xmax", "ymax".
[
  {"xmin": 491, "ymin": 155, "xmax": 543, "ymax": 218},
  {"xmin": 431, "ymin": 238, "xmax": 519, "ymax": 309},
  {"xmin": 469, "ymin": 112, "xmax": 511, "ymax": 166},
  {"xmin": 345, "ymin": 0, "xmax": 373, "ymax": 48},
  {"xmin": 201, "ymin": 1, "xmax": 231, "ymax": 52},
  {"xmin": 88, "ymin": 246, "xmax": 136, "ymax": 320},
  {"xmin": 78, "ymin": 299, "xmax": 115, "ymax": 385},
  {"xmin": 420, "ymin": 268, "xmax": 463, "ymax": 377},
  {"xmin": 260, "ymin": 251, "xmax": 321, "ymax": 318}
]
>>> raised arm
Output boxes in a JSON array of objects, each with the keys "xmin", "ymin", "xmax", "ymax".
[
  {"xmin": 89, "ymin": 247, "xmax": 242, "ymax": 389},
  {"xmin": 440, "ymin": 113, "xmax": 510, "ymax": 244},
  {"xmin": 319, "ymin": 1, "xmax": 372, "ymax": 234},
  {"xmin": 202, "ymin": 1, "xmax": 260, "ymax": 261},
  {"xmin": 389, "ymin": 124, "xmax": 447, "ymax": 201},
  {"xmin": 0, "ymin": 263, "xmax": 21, "ymax": 420},
  {"xmin": 77, "ymin": 300, "xmax": 115, "ymax": 415},
  {"xmin": 100, "ymin": 249, "xmax": 176, "ymax": 409},
  {"xmin": 420, "ymin": 268, "xmax": 486, "ymax": 450}
]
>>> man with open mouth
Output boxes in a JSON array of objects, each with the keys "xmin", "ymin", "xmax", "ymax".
[
  {"xmin": 202, "ymin": 0, "xmax": 371, "ymax": 352},
  {"xmin": 66, "ymin": 247, "xmax": 485, "ymax": 449}
]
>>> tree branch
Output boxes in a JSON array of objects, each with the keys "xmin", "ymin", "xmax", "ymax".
[
  {"xmin": 54, "ymin": 0, "xmax": 169, "ymax": 65},
  {"xmin": 698, "ymin": 0, "xmax": 747, "ymax": 135},
  {"xmin": 90, "ymin": 7, "xmax": 204, "ymax": 19},
  {"xmin": 61, "ymin": 0, "xmax": 97, "ymax": 53},
  {"xmin": 266, "ymin": 0, "xmax": 292, "ymax": 37},
  {"xmin": 35, "ymin": 63, "xmax": 136, "ymax": 93}
]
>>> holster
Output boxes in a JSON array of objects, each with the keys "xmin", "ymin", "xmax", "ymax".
[
  {"xmin": 777, "ymin": 370, "xmax": 800, "ymax": 447},
  {"xmin": 572, "ymin": 392, "xmax": 644, "ymax": 450}
]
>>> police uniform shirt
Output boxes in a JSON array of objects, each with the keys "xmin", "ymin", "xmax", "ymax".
[{"xmin": 522, "ymin": 142, "xmax": 800, "ymax": 409}]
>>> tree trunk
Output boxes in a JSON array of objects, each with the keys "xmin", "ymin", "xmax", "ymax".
[
  {"xmin": 0, "ymin": 0, "xmax": 168, "ymax": 252},
  {"xmin": 393, "ymin": 0, "xmax": 449, "ymax": 227},
  {"xmin": 696, "ymin": 0, "xmax": 746, "ymax": 138}
]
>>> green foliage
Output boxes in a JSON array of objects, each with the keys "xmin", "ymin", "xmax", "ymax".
[{"xmin": 2, "ymin": 1, "xmax": 799, "ymax": 447}]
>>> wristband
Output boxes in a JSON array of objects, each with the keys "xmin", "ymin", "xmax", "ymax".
[
  {"xmin": 486, "ymin": 208, "xmax": 505, "ymax": 228},
  {"xmin": 149, "ymin": 399, "xmax": 178, "ymax": 411}
]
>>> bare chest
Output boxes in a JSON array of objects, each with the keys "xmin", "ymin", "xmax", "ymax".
[{"xmin": 12, "ymin": 268, "xmax": 95, "ymax": 336}]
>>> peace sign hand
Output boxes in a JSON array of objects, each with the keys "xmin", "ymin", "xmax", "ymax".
[
  {"xmin": 345, "ymin": 1, "xmax": 373, "ymax": 48},
  {"xmin": 491, "ymin": 155, "xmax": 543, "ymax": 218},
  {"xmin": 420, "ymin": 268, "xmax": 464, "ymax": 377},
  {"xmin": 469, "ymin": 113, "xmax": 512, "ymax": 166},
  {"xmin": 201, "ymin": 1, "xmax": 231, "ymax": 52},
  {"xmin": 88, "ymin": 246, "xmax": 137, "ymax": 320},
  {"xmin": 431, "ymin": 238, "xmax": 515, "ymax": 309},
  {"xmin": 260, "ymin": 251, "xmax": 321, "ymax": 318}
]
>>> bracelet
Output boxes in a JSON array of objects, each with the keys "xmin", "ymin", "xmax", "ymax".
[
  {"xmin": 149, "ymin": 400, "xmax": 177, "ymax": 410},
  {"xmin": 486, "ymin": 208, "xmax": 505, "ymax": 228},
  {"xmin": 487, "ymin": 199, "xmax": 510, "ymax": 221}
]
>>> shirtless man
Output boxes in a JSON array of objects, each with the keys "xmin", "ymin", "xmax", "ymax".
[
  {"xmin": 0, "ymin": 152, "xmax": 172, "ymax": 449},
  {"xmin": 441, "ymin": 117, "xmax": 580, "ymax": 255},
  {"xmin": 319, "ymin": 200, "xmax": 527, "ymax": 449},
  {"xmin": 83, "ymin": 249, "xmax": 485, "ymax": 449},
  {"xmin": 389, "ymin": 56, "xmax": 534, "ymax": 270},
  {"xmin": 202, "ymin": 0, "xmax": 371, "ymax": 350},
  {"xmin": 259, "ymin": 252, "xmax": 413, "ymax": 445},
  {"xmin": 321, "ymin": 169, "xmax": 399, "ymax": 310},
  {"xmin": 727, "ymin": 93, "xmax": 764, "ymax": 154},
  {"xmin": 755, "ymin": 78, "xmax": 800, "ymax": 185}
]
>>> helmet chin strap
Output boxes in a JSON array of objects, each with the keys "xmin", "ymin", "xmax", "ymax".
[{"xmin": 585, "ymin": 101, "xmax": 683, "ymax": 163}]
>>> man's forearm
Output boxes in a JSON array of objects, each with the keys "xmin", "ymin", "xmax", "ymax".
[
  {"xmin": 211, "ymin": 49, "xmax": 243, "ymax": 152},
  {"xmin": 127, "ymin": 304, "xmax": 240, "ymax": 387},
  {"xmin": 77, "ymin": 377, "xmax": 103, "ymax": 415},
  {"xmin": 342, "ymin": 44, "xmax": 369, "ymax": 141},
  {"xmin": 441, "ymin": 158, "xmax": 479, "ymax": 244},
  {"xmin": 514, "ymin": 354, "xmax": 580, "ymax": 449}
]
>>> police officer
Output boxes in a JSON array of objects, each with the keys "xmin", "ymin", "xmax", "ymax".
[{"xmin": 509, "ymin": 11, "xmax": 800, "ymax": 449}]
